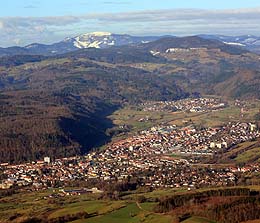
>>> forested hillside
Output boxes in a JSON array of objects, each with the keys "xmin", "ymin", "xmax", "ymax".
[
  {"xmin": 1, "ymin": 36, "xmax": 260, "ymax": 163},
  {"xmin": 0, "ymin": 56, "xmax": 187, "ymax": 163}
]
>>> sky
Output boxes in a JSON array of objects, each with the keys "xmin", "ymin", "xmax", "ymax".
[{"xmin": 1, "ymin": 0, "xmax": 260, "ymax": 47}]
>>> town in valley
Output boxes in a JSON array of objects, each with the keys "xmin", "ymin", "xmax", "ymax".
[{"xmin": 1, "ymin": 98, "xmax": 260, "ymax": 194}]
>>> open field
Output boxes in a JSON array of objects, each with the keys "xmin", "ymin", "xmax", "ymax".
[
  {"xmin": 0, "ymin": 187, "xmax": 227, "ymax": 223},
  {"xmin": 72, "ymin": 203, "xmax": 173, "ymax": 223},
  {"xmin": 169, "ymin": 99, "xmax": 260, "ymax": 128},
  {"xmin": 235, "ymin": 146, "xmax": 260, "ymax": 164},
  {"xmin": 0, "ymin": 190, "xmax": 106, "ymax": 222},
  {"xmin": 2, "ymin": 186, "xmax": 260, "ymax": 223},
  {"xmin": 0, "ymin": 189, "xmax": 175, "ymax": 223},
  {"xmin": 108, "ymin": 98, "xmax": 260, "ymax": 140},
  {"xmin": 211, "ymin": 141, "xmax": 260, "ymax": 165}
]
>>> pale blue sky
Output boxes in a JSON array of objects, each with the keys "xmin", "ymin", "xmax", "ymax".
[
  {"xmin": 1, "ymin": 0, "xmax": 260, "ymax": 46},
  {"xmin": 2, "ymin": 0, "xmax": 260, "ymax": 16}
]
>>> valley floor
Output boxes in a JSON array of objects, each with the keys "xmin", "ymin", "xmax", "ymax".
[{"xmin": 1, "ymin": 97, "xmax": 260, "ymax": 223}]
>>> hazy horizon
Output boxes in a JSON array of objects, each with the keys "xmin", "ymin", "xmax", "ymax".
[{"xmin": 1, "ymin": 0, "xmax": 260, "ymax": 47}]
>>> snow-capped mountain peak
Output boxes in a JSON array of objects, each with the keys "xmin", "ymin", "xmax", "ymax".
[
  {"xmin": 9, "ymin": 32, "xmax": 160, "ymax": 56},
  {"xmin": 71, "ymin": 32, "xmax": 115, "ymax": 49},
  {"xmin": 62, "ymin": 32, "xmax": 159, "ymax": 49}
]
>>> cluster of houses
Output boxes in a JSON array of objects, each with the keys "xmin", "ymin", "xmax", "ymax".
[
  {"xmin": 1, "ymin": 121, "xmax": 259, "ymax": 191},
  {"xmin": 138, "ymin": 122, "xmax": 258, "ymax": 156},
  {"xmin": 141, "ymin": 98, "xmax": 226, "ymax": 113},
  {"xmin": 165, "ymin": 47, "xmax": 207, "ymax": 53}
]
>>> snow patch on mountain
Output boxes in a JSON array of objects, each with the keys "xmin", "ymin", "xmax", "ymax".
[
  {"xmin": 73, "ymin": 36, "xmax": 104, "ymax": 49},
  {"xmin": 150, "ymin": 50, "xmax": 160, "ymax": 56},
  {"xmin": 71, "ymin": 32, "xmax": 120, "ymax": 49},
  {"xmin": 223, "ymin": 42, "xmax": 246, "ymax": 46}
]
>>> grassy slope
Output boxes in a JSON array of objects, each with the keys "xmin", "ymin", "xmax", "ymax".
[
  {"xmin": 0, "ymin": 190, "xmax": 174, "ymax": 223},
  {"xmin": 4, "ymin": 186, "xmax": 260, "ymax": 223},
  {"xmin": 71, "ymin": 203, "xmax": 172, "ymax": 223},
  {"xmin": 235, "ymin": 146, "xmax": 260, "ymax": 164}
]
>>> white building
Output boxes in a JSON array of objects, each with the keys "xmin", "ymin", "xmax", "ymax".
[{"xmin": 44, "ymin": 157, "xmax": 51, "ymax": 164}]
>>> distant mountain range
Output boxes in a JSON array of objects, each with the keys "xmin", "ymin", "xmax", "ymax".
[
  {"xmin": 199, "ymin": 34, "xmax": 260, "ymax": 53},
  {"xmin": 1, "ymin": 32, "xmax": 260, "ymax": 57},
  {"xmin": 0, "ymin": 34, "xmax": 260, "ymax": 163},
  {"xmin": 0, "ymin": 32, "xmax": 161, "ymax": 57}
]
